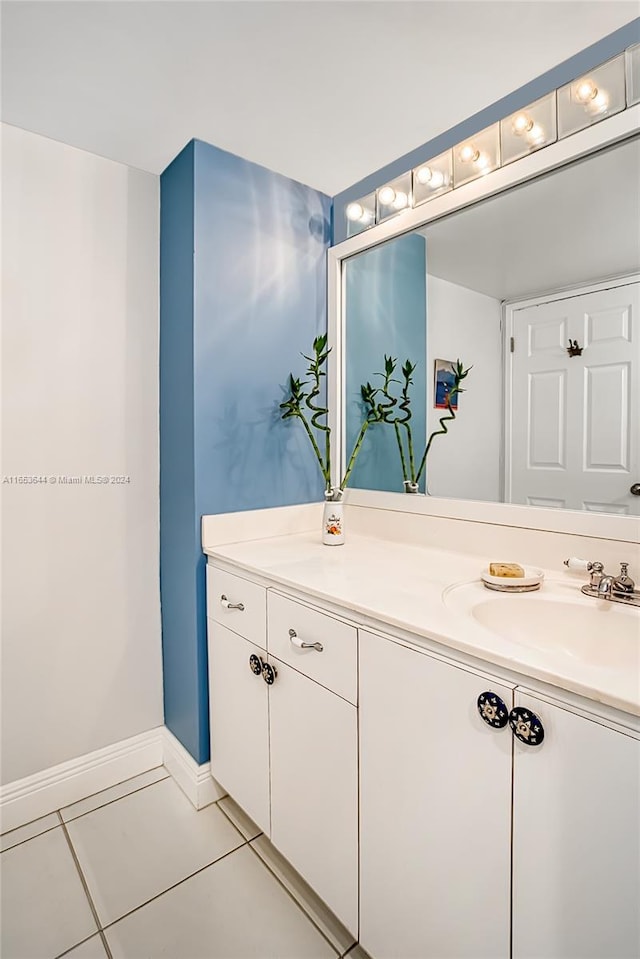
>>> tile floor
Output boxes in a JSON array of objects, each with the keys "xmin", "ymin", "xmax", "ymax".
[{"xmin": 0, "ymin": 767, "xmax": 367, "ymax": 959}]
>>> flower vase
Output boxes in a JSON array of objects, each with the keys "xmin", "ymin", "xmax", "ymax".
[
  {"xmin": 403, "ymin": 481, "xmax": 419, "ymax": 493},
  {"xmin": 322, "ymin": 489, "xmax": 344, "ymax": 546}
]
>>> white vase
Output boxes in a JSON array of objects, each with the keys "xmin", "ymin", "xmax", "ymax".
[{"xmin": 322, "ymin": 491, "xmax": 344, "ymax": 546}]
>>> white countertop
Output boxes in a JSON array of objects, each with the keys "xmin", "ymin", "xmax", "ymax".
[{"xmin": 204, "ymin": 531, "xmax": 640, "ymax": 719}]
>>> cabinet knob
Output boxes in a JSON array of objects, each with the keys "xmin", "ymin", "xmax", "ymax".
[
  {"xmin": 249, "ymin": 654, "xmax": 263, "ymax": 676},
  {"xmin": 288, "ymin": 628, "xmax": 323, "ymax": 653},
  {"xmin": 221, "ymin": 594, "xmax": 245, "ymax": 612},
  {"xmin": 509, "ymin": 706, "xmax": 545, "ymax": 746},
  {"xmin": 477, "ymin": 692, "xmax": 509, "ymax": 729},
  {"xmin": 262, "ymin": 661, "xmax": 277, "ymax": 686}
]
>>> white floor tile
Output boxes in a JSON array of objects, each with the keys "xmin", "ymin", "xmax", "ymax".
[
  {"xmin": 343, "ymin": 945, "xmax": 372, "ymax": 959},
  {"xmin": 66, "ymin": 776, "xmax": 244, "ymax": 926},
  {"xmin": 218, "ymin": 795, "xmax": 262, "ymax": 841},
  {"xmin": 0, "ymin": 827, "xmax": 97, "ymax": 959},
  {"xmin": 105, "ymin": 844, "xmax": 337, "ymax": 959},
  {"xmin": 61, "ymin": 934, "xmax": 108, "ymax": 958},
  {"xmin": 250, "ymin": 835, "xmax": 357, "ymax": 957},
  {"xmin": 0, "ymin": 812, "xmax": 60, "ymax": 852},
  {"xmin": 60, "ymin": 766, "xmax": 169, "ymax": 823}
]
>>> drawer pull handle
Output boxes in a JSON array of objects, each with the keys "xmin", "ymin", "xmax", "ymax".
[
  {"xmin": 288, "ymin": 628, "xmax": 323, "ymax": 653},
  {"xmin": 508, "ymin": 706, "xmax": 545, "ymax": 747},
  {"xmin": 221, "ymin": 594, "xmax": 245, "ymax": 612}
]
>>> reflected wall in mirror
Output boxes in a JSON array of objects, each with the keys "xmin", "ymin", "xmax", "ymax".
[{"xmin": 343, "ymin": 136, "xmax": 640, "ymax": 515}]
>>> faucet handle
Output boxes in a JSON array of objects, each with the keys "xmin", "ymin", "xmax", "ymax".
[
  {"xmin": 615, "ymin": 563, "xmax": 635, "ymax": 593},
  {"xmin": 589, "ymin": 561, "xmax": 604, "ymax": 588}
]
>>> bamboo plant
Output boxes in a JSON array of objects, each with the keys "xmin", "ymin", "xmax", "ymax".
[
  {"xmin": 280, "ymin": 335, "xmax": 385, "ymax": 498},
  {"xmin": 369, "ymin": 355, "xmax": 471, "ymax": 491}
]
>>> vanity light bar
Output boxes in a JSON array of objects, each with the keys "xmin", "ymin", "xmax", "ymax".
[{"xmin": 346, "ymin": 45, "xmax": 638, "ymax": 235}]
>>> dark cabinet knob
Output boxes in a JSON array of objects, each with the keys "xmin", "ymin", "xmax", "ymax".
[
  {"xmin": 509, "ymin": 706, "xmax": 545, "ymax": 746},
  {"xmin": 477, "ymin": 692, "xmax": 509, "ymax": 729},
  {"xmin": 249, "ymin": 654, "xmax": 263, "ymax": 676},
  {"xmin": 262, "ymin": 661, "xmax": 277, "ymax": 685},
  {"xmin": 630, "ymin": 483, "xmax": 640, "ymax": 496}
]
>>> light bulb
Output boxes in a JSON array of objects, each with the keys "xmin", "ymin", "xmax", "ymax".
[
  {"xmin": 587, "ymin": 90, "xmax": 609, "ymax": 115},
  {"xmin": 429, "ymin": 170, "xmax": 445, "ymax": 190},
  {"xmin": 392, "ymin": 191, "xmax": 408, "ymax": 210},
  {"xmin": 575, "ymin": 78, "xmax": 597, "ymax": 103},
  {"xmin": 459, "ymin": 143, "xmax": 479, "ymax": 163},
  {"xmin": 475, "ymin": 152, "xmax": 490, "ymax": 170},
  {"xmin": 378, "ymin": 186, "xmax": 396, "ymax": 206},
  {"xmin": 512, "ymin": 113, "xmax": 533, "ymax": 135},
  {"xmin": 346, "ymin": 202, "xmax": 365, "ymax": 222},
  {"xmin": 416, "ymin": 166, "xmax": 433, "ymax": 184},
  {"xmin": 526, "ymin": 123, "xmax": 545, "ymax": 145}
]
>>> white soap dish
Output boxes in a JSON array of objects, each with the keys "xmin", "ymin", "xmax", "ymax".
[{"xmin": 481, "ymin": 566, "xmax": 544, "ymax": 590}]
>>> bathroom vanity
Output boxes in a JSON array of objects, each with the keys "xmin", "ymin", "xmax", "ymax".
[{"xmin": 204, "ymin": 524, "xmax": 640, "ymax": 959}]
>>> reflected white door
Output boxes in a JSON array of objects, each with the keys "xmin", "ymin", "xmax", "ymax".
[{"xmin": 508, "ymin": 281, "xmax": 639, "ymax": 514}]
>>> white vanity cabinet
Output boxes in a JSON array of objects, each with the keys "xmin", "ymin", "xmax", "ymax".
[
  {"xmin": 206, "ymin": 565, "xmax": 359, "ymax": 936},
  {"xmin": 359, "ymin": 630, "xmax": 640, "ymax": 959},
  {"xmin": 512, "ymin": 690, "xmax": 640, "ymax": 959},
  {"xmin": 359, "ymin": 628, "xmax": 514, "ymax": 959}
]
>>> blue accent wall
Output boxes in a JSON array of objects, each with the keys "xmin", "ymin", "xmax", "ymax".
[
  {"xmin": 333, "ymin": 18, "xmax": 640, "ymax": 243},
  {"xmin": 345, "ymin": 234, "xmax": 426, "ymax": 492},
  {"xmin": 161, "ymin": 140, "xmax": 330, "ymax": 763}
]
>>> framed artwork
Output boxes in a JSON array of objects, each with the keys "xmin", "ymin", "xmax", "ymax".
[{"xmin": 434, "ymin": 359, "xmax": 459, "ymax": 410}]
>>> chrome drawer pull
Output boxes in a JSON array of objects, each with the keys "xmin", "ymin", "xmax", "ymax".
[
  {"xmin": 288, "ymin": 628, "xmax": 323, "ymax": 652},
  {"xmin": 220, "ymin": 594, "xmax": 245, "ymax": 611}
]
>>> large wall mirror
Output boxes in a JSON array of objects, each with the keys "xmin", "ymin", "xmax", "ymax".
[{"xmin": 340, "ymin": 134, "xmax": 640, "ymax": 519}]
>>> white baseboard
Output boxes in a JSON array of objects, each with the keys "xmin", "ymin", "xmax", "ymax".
[
  {"xmin": 161, "ymin": 728, "xmax": 226, "ymax": 809},
  {"xmin": 0, "ymin": 728, "xmax": 165, "ymax": 833},
  {"xmin": 0, "ymin": 726, "xmax": 225, "ymax": 833}
]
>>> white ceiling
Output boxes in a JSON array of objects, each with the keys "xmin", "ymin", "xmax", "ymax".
[
  {"xmin": 1, "ymin": 1, "xmax": 638, "ymax": 194},
  {"xmin": 421, "ymin": 137, "xmax": 640, "ymax": 300}
]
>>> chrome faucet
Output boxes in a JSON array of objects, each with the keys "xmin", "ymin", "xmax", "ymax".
[{"xmin": 564, "ymin": 559, "xmax": 640, "ymax": 608}]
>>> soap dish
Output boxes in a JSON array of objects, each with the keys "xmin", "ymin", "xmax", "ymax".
[{"xmin": 481, "ymin": 566, "xmax": 544, "ymax": 590}]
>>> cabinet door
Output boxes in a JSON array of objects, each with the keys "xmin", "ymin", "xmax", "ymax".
[
  {"xmin": 359, "ymin": 630, "xmax": 513, "ymax": 959},
  {"xmin": 513, "ymin": 691, "xmax": 640, "ymax": 959},
  {"xmin": 269, "ymin": 658, "xmax": 358, "ymax": 936},
  {"xmin": 208, "ymin": 621, "xmax": 270, "ymax": 835}
]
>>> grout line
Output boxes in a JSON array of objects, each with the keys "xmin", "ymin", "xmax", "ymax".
[
  {"xmin": 1, "ymin": 823, "xmax": 61, "ymax": 854},
  {"xmin": 246, "ymin": 839, "xmax": 349, "ymax": 958},
  {"xmin": 54, "ymin": 932, "xmax": 103, "ymax": 959},
  {"xmin": 0, "ymin": 765, "xmax": 168, "ymax": 838},
  {"xmin": 58, "ymin": 813, "xmax": 113, "ymax": 959},
  {"xmin": 216, "ymin": 796, "xmax": 263, "ymax": 842},
  {"xmin": 61, "ymin": 773, "xmax": 170, "ymax": 824},
  {"xmin": 99, "ymin": 840, "xmax": 249, "ymax": 933}
]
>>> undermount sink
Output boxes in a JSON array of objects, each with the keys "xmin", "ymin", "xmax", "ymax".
[{"xmin": 443, "ymin": 580, "xmax": 640, "ymax": 670}]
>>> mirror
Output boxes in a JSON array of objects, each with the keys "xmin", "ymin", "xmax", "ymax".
[{"xmin": 343, "ymin": 136, "xmax": 640, "ymax": 516}]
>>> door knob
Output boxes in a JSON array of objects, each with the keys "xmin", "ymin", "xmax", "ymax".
[
  {"xmin": 249, "ymin": 654, "xmax": 264, "ymax": 676},
  {"xmin": 262, "ymin": 661, "xmax": 277, "ymax": 686},
  {"xmin": 630, "ymin": 483, "xmax": 640, "ymax": 496},
  {"xmin": 477, "ymin": 692, "xmax": 509, "ymax": 729},
  {"xmin": 508, "ymin": 707, "xmax": 545, "ymax": 746}
]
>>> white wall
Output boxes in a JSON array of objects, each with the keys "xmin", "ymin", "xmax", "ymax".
[
  {"xmin": 426, "ymin": 275, "xmax": 502, "ymax": 503},
  {"xmin": 1, "ymin": 124, "xmax": 163, "ymax": 784}
]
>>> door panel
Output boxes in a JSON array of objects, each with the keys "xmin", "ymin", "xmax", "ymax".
[
  {"xmin": 269, "ymin": 658, "xmax": 358, "ymax": 935},
  {"xmin": 359, "ymin": 631, "xmax": 513, "ymax": 959},
  {"xmin": 208, "ymin": 621, "xmax": 270, "ymax": 834},
  {"xmin": 512, "ymin": 691, "xmax": 640, "ymax": 959},
  {"xmin": 509, "ymin": 281, "xmax": 639, "ymax": 513}
]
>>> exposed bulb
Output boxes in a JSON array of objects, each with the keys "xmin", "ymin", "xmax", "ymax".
[
  {"xmin": 475, "ymin": 152, "xmax": 490, "ymax": 171},
  {"xmin": 378, "ymin": 186, "xmax": 396, "ymax": 206},
  {"xmin": 459, "ymin": 143, "xmax": 479, "ymax": 163},
  {"xmin": 526, "ymin": 123, "xmax": 545, "ymax": 145},
  {"xmin": 428, "ymin": 170, "xmax": 446, "ymax": 190},
  {"xmin": 346, "ymin": 202, "xmax": 365, "ymax": 222},
  {"xmin": 416, "ymin": 166, "xmax": 433, "ymax": 184},
  {"xmin": 587, "ymin": 90, "xmax": 609, "ymax": 116},
  {"xmin": 575, "ymin": 78, "xmax": 598, "ymax": 103},
  {"xmin": 512, "ymin": 113, "xmax": 533, "ymax": 135},
  {"xmin": 392, "ymin": 191, "xmax": 408, "ymax": 210}
]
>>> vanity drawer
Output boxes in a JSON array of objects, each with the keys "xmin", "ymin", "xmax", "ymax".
[
  {"xmin": 207, "ymin": 565, "xmax": 266, "ymax": 647},
  {"xmin": 267, "ymin": 592, "xmax": 357, "ymax": 705}
]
